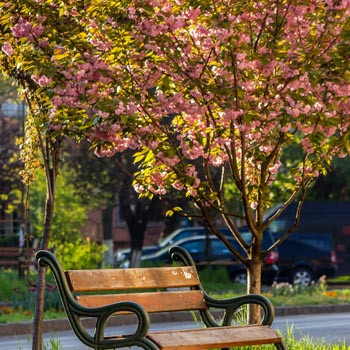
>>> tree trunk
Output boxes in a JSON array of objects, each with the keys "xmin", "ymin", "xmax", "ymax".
[
  {"xmin": 129, "ymin": 222, "xmax": 146, "ymax": 268},
  {"xmin": 32, "ymin": 176, "xmax": 55, "ymax": 350},
  {"xmin": 119, "ymin": 192, "xmax": 152, "ymax": 268},
  {"xmin": 102, "ymin": 205, "xmax": 114, "ymax": 267},
  {"xmin": 247, "ymin": 246, "xmax": 263, "ymax": 325},
  {"xmin": 129, "ymin": 247, "xmax": 142, "ymax": 268}
]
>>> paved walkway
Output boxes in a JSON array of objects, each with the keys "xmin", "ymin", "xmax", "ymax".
[
  {"xmin": 2, "ymin": 313, "xmax": 350, "ymax": 349},
  {"xmin": 2, "ymin": 303, "xmax": 350, "ymax": 337}
]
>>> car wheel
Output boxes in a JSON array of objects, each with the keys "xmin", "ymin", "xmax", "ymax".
[
  {"xmin": 291, "ymin": 267, "xmax": 313, "ymax": 286},
  {"xmin": 230, "ymin": 271, "xmax": 247, "ymax": 284}
]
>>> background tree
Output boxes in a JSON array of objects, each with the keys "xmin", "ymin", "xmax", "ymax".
[
  {"xmin": 0, "ymin": 3, "xmax": 90, "ymax": 348},
  {"xmin": 0, "ymin": 115, "xmax": 23, "ymax": 219},
  {"xmin": 0, "ymin": 76, "xmax": 25, "ymax": 241},
  {"xmin": 1, "ymin": 0, "xmax": 349, "ymax": 327},
  {"xmin": 28, "ymin": 166, "xmax": 103, "ymax": 269},
  {"xmin": 33, "ymin": 0, "xmax": 348, "ymax": 306},
  {"xmin": 65, "ymin": 141, "xmax": 187, "ymax": 267},
  {"xmin": 64, "ymin": 141, "xmax": 123, "ymax": 266},
  {"xmin": 310, "ymin": 157, "xmax": 350, "ymax": 200}
]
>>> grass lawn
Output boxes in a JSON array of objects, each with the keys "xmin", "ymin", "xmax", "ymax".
[
  {"xmin": 0, "ymin": 310, "xmax": 66, "ymax": 324},
  {"xmin": 199, "ymin": 267, "xmax": 350, "ymax": 307}
]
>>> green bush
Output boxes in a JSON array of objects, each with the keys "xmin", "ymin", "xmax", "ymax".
[
  {"xmin": 0, "ymin": 270, "xmax": 27, "ymax": 301},
  {"xmin": 12, "ymin": 286, "xmax": 63, "ymax": 314},
  {"xmin": 53, "ymin": 238, "xmax": 106, "ymax": 270},
  {"xmin": 28, "ymin": 167, "xmax": 106, "ymax": 270},
  {"xmin": 198, "ymin": 266, "xmax": 246, "ymax": 293},
  {"xmin": 271, "ymin": 276, "xmax": 327, "ymax": 297}
]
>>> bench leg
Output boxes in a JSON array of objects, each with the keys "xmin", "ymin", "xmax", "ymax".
[{"xmin": 275, "ymin": 340, "xmax": 287, "ymax": 350}]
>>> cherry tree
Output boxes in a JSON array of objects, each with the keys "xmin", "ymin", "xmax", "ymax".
[{"xmin": 1, "ymin": 0, "xmax": 349, "ymax": 329}]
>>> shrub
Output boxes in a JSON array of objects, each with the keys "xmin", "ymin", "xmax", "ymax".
[
  {"xmin": 271, "ymin": 276, "xmax": 327, "ymax": 297},
  {"xmin": 53, "ymin": 237, "xmax": 106, "ymax": 270}
]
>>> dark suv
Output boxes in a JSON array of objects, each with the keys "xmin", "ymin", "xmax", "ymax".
[
  {"xmin": 273, "ymin": 233, "xmax": 337, "ymax": 285},
  {"xmin": 122, "ymin": 229, "xmax": 279, "ymax": 285}
]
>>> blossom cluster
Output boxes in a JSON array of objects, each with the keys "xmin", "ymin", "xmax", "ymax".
[{"xmin": 0, "ymin": 0, "xmax": 349, "ymax": 207}]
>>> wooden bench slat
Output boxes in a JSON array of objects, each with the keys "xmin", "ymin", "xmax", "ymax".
[
  {"xmin": 147, "ymin": 325, "xmax": 282, "ymax": 350},
  {"xmin": 0, "ymin": 260, "xmax": 19, "ymax": 265},
  {"xmin": 0, "ymin": 248, "xmax": 36, "ymax": 252},
  {"xmin": 66, "ymin": 266, "xmax": 200, "ymax": 292},
  {"xmin": 76, "ymin": 290, "xmax": 207, "ymax": 313}
]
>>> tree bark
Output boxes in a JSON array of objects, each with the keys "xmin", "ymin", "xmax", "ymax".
[
  {"xmin": 129, "ymin": 247, "xmax": 142, "ymax": 268},
  {"xmin": 119, "ymin": 190, "xmax": 154, "ymax": 268},
  {"xmin": 128, "ymin": 218, "xmax": 147, "ymax": 268},
  {"xmin": 32, "ymin": 169, "xmax": 55, "ymax": 350},
  {"xmin": 247, "ymin": 244, "xmax": 263, "ymax": 324}
]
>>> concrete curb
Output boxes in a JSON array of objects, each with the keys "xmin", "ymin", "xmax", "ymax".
[{"xmin": 2, "ymin": 304, "xmax": 350, "ymax": 337}]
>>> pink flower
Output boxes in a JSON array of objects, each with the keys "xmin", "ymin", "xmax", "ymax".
[
  {"xmin": 268, "ymin": 161, "xmax": 281, "ymax": 174},
  {"xmin": 31, "ymin": 24, "xmax": 44, "ymax": 37},
  {"xmin": 39, "ymin": 39, "xmax": 49, "ymax": 48},
  {"xmin": 134, "ymin": 183, "xmax": 145, "ymax": 193},
  {"xmin": 31, "ymin": 74, "xmax": 52, "ymax": 87},
  {"xmin": 11, "ymin": 18, "xmax": 33, "ymax": 40},
  {"xmin": 91, "ymin": 38, "xmax": 111, "ymax": 51},
  {"xmin": 94, "ymin": 147, "xmax": 116, "ymax": 157},
  {"xmin": 36, "ymin": 14, "xmax": 46, "ymax": 22},
  {"xmin": 1, "ymin": 41, "xmax": 14, "ymax": 56},
  {"xmin": 172, "ymin": 180, "xmax": 184, "ymax": 190}
]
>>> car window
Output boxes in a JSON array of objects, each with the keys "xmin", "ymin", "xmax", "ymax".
[
  {"xmin": 268, "ymin": 220, "xmax": 288, "ymax": 234},
  {"xmin": 159, "ymin": 229, "xmax": 206, "ymax": 247},
  {"xmin": 301, "ymin": 237, "xmax": 332, "ymax": 251},
  {"xmin": 274, "ymin": 233, "xmax": 332, "ymax": 252},
  {"xmin": 180, "ymin": 239, "xmax": 205, "ymax": 253},
  {"xmin": 177, "ymin": 229, "xmax": 205, "ymax": 241},
  {"xmin": 239, "ymin": 231, "xmax": 253, "ymax": 244},
  {"xmin": 211, "ymin": 239, "xmax": 230, "ymax": 255}
]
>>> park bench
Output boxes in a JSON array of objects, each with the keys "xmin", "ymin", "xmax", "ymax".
[
  {"xmin": 36, "ymin": 247, "xmax": 287, "ymax": 350},
  {"xmin": 0, "ymin": 246, "xmax": 37, "ymax": 277}
]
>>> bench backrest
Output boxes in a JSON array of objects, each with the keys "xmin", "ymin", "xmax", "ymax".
[
  {"xmin": 0, "ymin": 247, "xmax": 37, "ymax": 257},
  {"xmin": 65, "ymin": 266, "xmax": 207, "ymax": 313}
]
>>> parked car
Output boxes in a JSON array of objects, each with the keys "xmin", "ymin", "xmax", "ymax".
[
  {"xmin": 266, "ymin": 201, "xmax": 350, "ymax": 274},
  {"xmin": 273, "ymin": 233, "xmax": 337, "ymax": 285},
  {"xmin": 121, "ymin": 229, "xmax": 279, "ymax": 285},
  {"xmin": 115, "ymin": 226, "xmax": 232, "ymax": 266}
]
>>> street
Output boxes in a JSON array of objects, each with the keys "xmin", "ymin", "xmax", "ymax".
[{"xmin": 1, "ymin": 312, "xmax": 350, "ymax": 349}]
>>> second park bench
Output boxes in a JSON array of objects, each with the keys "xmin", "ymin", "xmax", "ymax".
[{"xmin": 36, "ymin": 246, "xmax": 287, "ymax": 350}]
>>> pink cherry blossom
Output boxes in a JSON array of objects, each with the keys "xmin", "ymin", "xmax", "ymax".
[
  {"xmin": 31, "ymin": 74, "xmax": 52, "ymax": 87},
  {"xmin": 1, "ymin": 41, "xmax": 14, "ymax": 56}
]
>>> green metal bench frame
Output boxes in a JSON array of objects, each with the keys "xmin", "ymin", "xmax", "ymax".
[{"xmin": 36, "ymin": 246, "xmax": 287, "ymax": 350}]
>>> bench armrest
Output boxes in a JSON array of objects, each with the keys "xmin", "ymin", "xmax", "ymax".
[
  {"xmin": 204, "ymin": 293, "xmax": 275, "ymax": 326},
  {"xmin": 65, "ymin": 299, "xmax": 151, "ymax": 349},
  {"xmin": 169, "ymin": 246, "xmax": 275, "ymax": 327},
  {"xmin": 93, "ymin": 300, "xmax": 151, "ymax": 348},
  {"xmin": 36, "ymin": 250, "xmax": 151, "ymax": 349}
]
